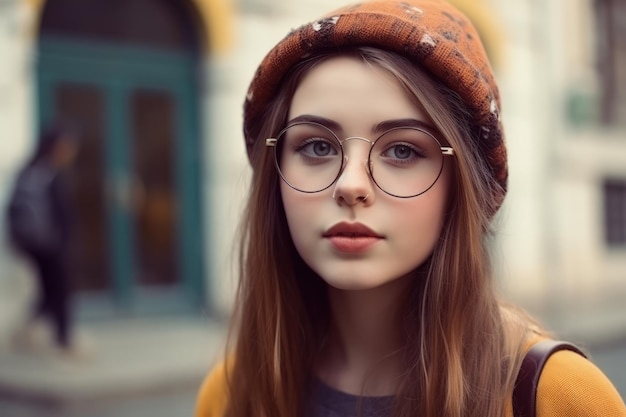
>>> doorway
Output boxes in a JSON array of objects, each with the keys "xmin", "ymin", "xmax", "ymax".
[{"xmin": 36, "ymin": 0, "xmax": 206, "ymax": 315}]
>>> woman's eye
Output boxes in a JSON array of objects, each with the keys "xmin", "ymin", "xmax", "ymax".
[
  {"xmin": 299, "ymin": 138, "xmax": 338, "ymax": 157},
  {"xmin": 388, "ymin": 144, "xmax": 414, "ymax": 160},
  {"xmin": 381, "ymin": 143, "xmax": 421, "ymax": 162}
]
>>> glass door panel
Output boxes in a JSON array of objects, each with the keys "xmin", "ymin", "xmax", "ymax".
[
  {"xmin": 130, "ymin": 89, "xmax": 178, "ymax": 287},
  {"xmin": 54, "ymin": 83, "xmax": 110, "ymax": 292}
]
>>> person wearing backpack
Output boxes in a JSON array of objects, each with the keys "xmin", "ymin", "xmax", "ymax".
[{"xmin": 6, "ymin": 124, "xmax": 79, "ymax": 356}]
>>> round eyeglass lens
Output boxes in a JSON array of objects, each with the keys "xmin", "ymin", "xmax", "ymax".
[
  {"xmin": 274, "ymin": 122, "xmax": 343, "ymax": 193},
  {"xmin": 369, "ymin": 127, "xmax": 445, "ymax": 197}
]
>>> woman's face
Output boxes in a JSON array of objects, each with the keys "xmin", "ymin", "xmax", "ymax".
[{"xmin": 280, "ymin": 56, "xmax": 451, "ymax": 290}]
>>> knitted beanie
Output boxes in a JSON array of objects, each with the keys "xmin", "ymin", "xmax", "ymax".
[{"xmin": 243, "ymin": 0, "xmax": 507, "ymax": 208}]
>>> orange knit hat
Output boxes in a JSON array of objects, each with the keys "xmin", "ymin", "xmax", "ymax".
[{"xmin": 243, "ymin": 0, "xmax": 507, "ymax": 208}]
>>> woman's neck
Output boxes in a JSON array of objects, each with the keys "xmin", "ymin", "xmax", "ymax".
[{"xmin": 316, "ymin": 275, "xmax": 412, "ymax": 396}]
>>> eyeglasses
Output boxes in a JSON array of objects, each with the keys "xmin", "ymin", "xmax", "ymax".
[{"xmin": 266, "ymin": 121, "xmax": 454, "ymax": 198}]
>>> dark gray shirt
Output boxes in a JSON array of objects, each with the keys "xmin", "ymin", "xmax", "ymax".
[{"xmin": 307, "ymin": 379, "xmax": 395, "ymax": 417}]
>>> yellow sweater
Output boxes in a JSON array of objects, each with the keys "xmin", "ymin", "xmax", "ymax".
[{"xmin": 195, "ymin": 350, "xmax": 626, "ymax": 417}]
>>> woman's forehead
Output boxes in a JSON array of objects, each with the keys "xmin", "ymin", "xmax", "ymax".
[{"xmin": 288, "ymin": 56, "xmax": 430, "ymax": 134}]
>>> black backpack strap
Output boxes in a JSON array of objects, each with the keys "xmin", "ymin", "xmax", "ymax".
[{"xmin": 513, "ymin": 340, "xmax": 586, "ymax": 417}]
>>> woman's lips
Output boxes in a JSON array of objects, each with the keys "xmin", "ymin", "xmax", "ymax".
[{"xmin": 323, "ymin": 222, "xmax": 383, "ymax": 253}]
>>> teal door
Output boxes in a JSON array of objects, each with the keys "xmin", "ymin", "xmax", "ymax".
[{"xmin": 36, "ymin": 1, "xmax": 205, "ymax": 315}]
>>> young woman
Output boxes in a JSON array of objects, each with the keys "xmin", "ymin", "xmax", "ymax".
[{"xmin": 196, "ymin": 1, "xmax": 626, "ymax": 416}]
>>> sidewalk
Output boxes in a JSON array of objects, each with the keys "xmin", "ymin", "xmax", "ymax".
[
  {"xmin": 527, "ymin": 299, "xmax": 626, "ymax": 350},
  {"xmin": 0, "ymin": 316, "xmax": 227, "ymax": 405},
  {"xmin": 547, "ymin": 309, "xmax": 626, "ymax": 349}
]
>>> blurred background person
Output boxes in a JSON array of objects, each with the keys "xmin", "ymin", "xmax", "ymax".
[{"xmin": 5, "ymin": 123, "xmax": 83, "ymax": 358}]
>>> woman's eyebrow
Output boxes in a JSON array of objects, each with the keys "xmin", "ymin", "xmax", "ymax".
[
  {"xmin": 286, "ymin": 115, "xmax": 342, "ymax": 131},
  {"xmin": 286, "ymin": 115, "xmax": 438, "ymax": 136},
  {"xmin": 373, "ymin": 118, "xmax": 437, "ymax": 134}
]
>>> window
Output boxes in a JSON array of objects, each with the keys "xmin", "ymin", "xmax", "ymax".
[
  {"xmin": 595, "ymin": 0, "xmax": 626, "ymax": 126},
  {"xmin": 604, "ymin": 178, "xmax": 626, "ymax": 246}
]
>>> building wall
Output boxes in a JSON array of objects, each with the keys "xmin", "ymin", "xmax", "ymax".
[
  {"xmin": 0, "ymin": 0, "xmax": 35, "ymax": 202},
  {"xmin": 0, "ymin": 0, "xmax": 38, "ymax": 344},
  {"xmin": 0, "ymin": 0, "xmax": 624, "ymax": 328},
  {"xmin": 491, "ymin": 0, "xmax": 626, "ymax": 320}
]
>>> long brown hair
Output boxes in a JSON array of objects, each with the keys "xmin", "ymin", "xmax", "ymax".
[{"xmin": 224, "ymin": 47, "xmax": 540, "ymax": 417}]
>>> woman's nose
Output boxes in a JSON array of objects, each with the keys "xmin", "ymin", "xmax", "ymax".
[{"xmin": 332, "ymin": 152, "xmax": 374, "ymax": 206}]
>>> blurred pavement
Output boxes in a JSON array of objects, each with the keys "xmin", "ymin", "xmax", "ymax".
[
  {"xmin": 0, "ymin": 316, "xmax": 226, "ymax": 414},
  {"xmin": 538, "ymin": 302, "xmax": 626, "ymax": 350}
]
